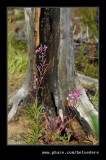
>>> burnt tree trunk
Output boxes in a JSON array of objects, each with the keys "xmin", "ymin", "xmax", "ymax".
[{"xmin": 8, "ymin": 8, "xmax": 98, "ymax": 143}]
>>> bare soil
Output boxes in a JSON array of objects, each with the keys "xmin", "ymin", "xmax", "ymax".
[
  {"xmin": 8, "ymin": 119, "xmax": 28, "ymax": 145},
  {"xmin": 8, "ymin": 74, "xmax": 27, "ymax": 145}
]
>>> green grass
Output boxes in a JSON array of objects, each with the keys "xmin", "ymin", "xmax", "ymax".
[
  {"xmin": 10, "ymin": 37, "xmax": 27, "ymax": 51},
  {"xmin": 8, "ymin": 46, "xmax": 27, "ymax": 76},
  {"xmin": 8, "ymin": 16, "xmax": 28, "ymax": 79},
  {"xmin": 75, "ymin": 43, "xmax": 98, "ymax": 79},
  {"xmin": 8, "ymin": 13, "xmax": 28, "ymax": 94},
  {"xmin": 20, "ymin": 100, "xmax": 75, "ymax": 145},
  {"xmin": 21, "ymin": 100, "xmax": 99, "ymax": 145},
  {"xmin": 8, "ymin": 43, "xmax": 28, "ymax": 79},
  {"xmin": 20, "ymin": 101, "xmax": 46, "ymax": 144}
]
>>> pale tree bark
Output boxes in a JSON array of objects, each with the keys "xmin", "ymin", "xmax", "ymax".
[
  {"xmin": 8, "ymin": 8, "xmax": 37, "ymax": 122},
  {"xmin": 77, "ymin": 72, "xmax": 98, "ymax": 89},
  {"xmin": 8, "ymin": 8, "xmax": 98, "ymax": 143}
]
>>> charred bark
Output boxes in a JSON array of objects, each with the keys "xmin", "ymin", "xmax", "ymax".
[{"xmin": 38, "ymin": 8, "xmax": 98, "ymax": 137}]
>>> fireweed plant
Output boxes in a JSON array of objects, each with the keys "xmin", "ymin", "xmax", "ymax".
[
  {"xmin": 42, "ymin": 89, "xmax": 83, "ymax": 143},
  {"xmin": 29, "ymin": 44, "xmax": 50, "ymax": 103},
  {"xmin": 26, "ymin": 44, "xmax": 86, "ymax": 144},
  {"xmin": 34, "ymin": 44, "xmax": 50, "ymax": 97},
  {"xmin": 66, "ymin": 89, "xmax": 82, "ymax": 118}
]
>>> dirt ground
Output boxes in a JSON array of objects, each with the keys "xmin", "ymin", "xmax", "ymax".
[
  {"xmin": 7, "ymin": 9, "xmax": 29, "ymax": 145},
  {"xmin": 8, "ymin": 74, "xmax": 28, "ymax": 145},
  {"xmin": 8, "ymin": 120, "xmax": 27, "ymax": 145}
]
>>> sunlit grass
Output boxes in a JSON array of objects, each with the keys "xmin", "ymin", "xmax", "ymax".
[
  {"xmin": 20, "ymin": 101, "xmax": 45, "ymax": 144},
  {"xmin": 8, "ymin": 17, "xmax": 28, "ymax": 79},
  {"xmin": 8, "ymin": 46, "xmax": 27, "ymax": 77}
]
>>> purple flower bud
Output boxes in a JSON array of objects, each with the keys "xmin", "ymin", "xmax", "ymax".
[
  {"xmin": 69, "ymin": 99, "xmax": 74, "ymax": 103},
  {"xmin": 35, "ymin": 44, "xmax": 48, "ymax": 55},
  {"xmin": 44, "ymin": 45, "xmax": 48, "ymax": 49},
  {"xmin": 67, "ymin": 89, "xmax": 82, "ymax": 103}
]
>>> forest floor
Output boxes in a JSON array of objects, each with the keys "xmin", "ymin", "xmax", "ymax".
[
  {"xmin": 8, "ymin": 75, "xmax": 28, "ymax": 145},
  {"xmin": 8, "ymin": 9, "xmax": 28, "ymax": 145},
  {"xmin": 8, "ymin": 119, "xmax": 27, "ymax": 145}
]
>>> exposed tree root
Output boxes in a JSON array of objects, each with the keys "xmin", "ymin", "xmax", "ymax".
[
  {"xmin": 8, "ymin": 83, "xmax": 29, "ymax": 123},
  {"xmin": 8, "ymin": 76, "xmax": 98, "ymax": 136},
  {"xmin": 77, "ymin": 72, "xmax": 98, "ymax": 89},
  {"xmin": 8, "ymin": 8, "xmax": 36, "ymax": 123},
  {"xmin": 8, "ymin": 90, "xmax": 18, "ymax": 108},
  {"xmin": 74, "ymin": 77, "xmax": 98, "ymax": 133}
]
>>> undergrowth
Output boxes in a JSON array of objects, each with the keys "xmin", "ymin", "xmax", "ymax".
[
  {"xmin": 8, "ymin": 14, "xmax": 28, "ymax": 79},
  {"xmin": 75, "ymin": 43, "xmax": 98, "ymax": 79},
  {"xmin": 21, "ymin": 99, "xmax": 98, "ymax": 145},
  {"xmin": 20, "ymin": 88, "xmax": 98, "ymax": 145},
  {"xmin": 20, "ymin": 101, "xmax": 74, "ymax": 144}
]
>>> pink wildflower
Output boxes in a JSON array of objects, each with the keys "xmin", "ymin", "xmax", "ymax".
[
  {"xmin": 67, "ymin": 89, "xmax": 82, "ymax": 103},
  {"xmin": 35, "ymin": 45, "xmax": 48, "ymax": 54}
]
